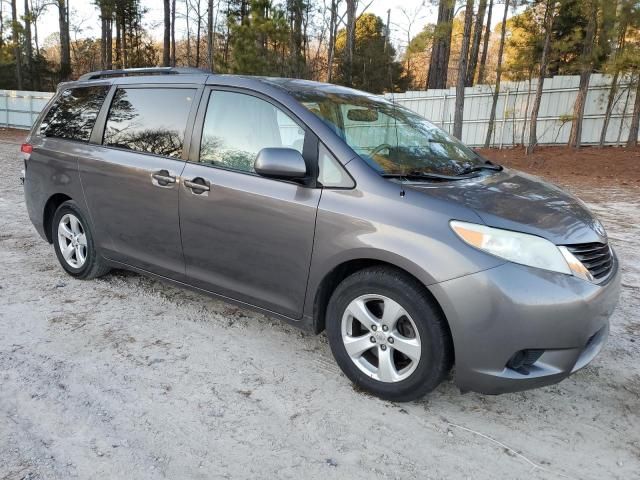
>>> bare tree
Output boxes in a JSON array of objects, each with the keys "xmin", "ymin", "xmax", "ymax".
[
  {"xmin": 466, "ymin": 0, "xmax": 487, "ymax": 86},
  {"xmin": 453, "ymin": 0, "xmax": 475, "ymax": 139},
  {"xmin": 476, "ymin": 0, "xmax": 493, "ymax": 85},
  {"xmin": 163, "ymin": 0, "xmax": 171, "ymax": 66},
  {"xmin": 527, "ymin": 0, "xmax": 556, "ymax": 155},
  {"xmin": 30, "ymin": 0, "xmax": 51, "ymax": 58},
  {"xmin": 568, "ymin": 0, "xmax": 597, "ymax": 148},
  {"xmin": 327, "ymin": 0, "xmax": 339, "ymax": 81},
  {"xmin": 627, "ymin": 75, "xmax": 640, "ymax": 147},
  {"xmin": 599, "ymin": 0, "xmax": 630, "ymax": 147},
  {"xmin": 55, "ymin": 0, "xmax": 71, "ymax": 80},
  {"xmin": 396, "ymin": 3, "xmax": 425, "ymax": 78},
  {"xmin": 11, "ymin": 0, "xmax": 23, "ymax": 89},
  {"xmin": 484, "ymin": 0, "xmax": 509, "ymax": 147},
  {"xmin": 23, "ymin": 0, "xmax": 34, "ymax": 88},
  {"xmin": 171, "ymin": 0, "xmax": 176, "ymax": 66},
  {"xmin": 345, "ymin": 0, "xmax": 357, "ymax": 86},
  {"xmin": 427, "ymin": 0, "xmax": 454, "ymax": 89},
  {"xmin": 207, "ymin": 0, "xmax": 215, "ymax": 70}
]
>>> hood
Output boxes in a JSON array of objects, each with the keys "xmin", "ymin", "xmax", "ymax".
[{"xmin": 406, "ymin": 169, "xmax": 607, "ymax": 245}]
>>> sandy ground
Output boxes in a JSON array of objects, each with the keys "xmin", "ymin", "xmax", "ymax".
[{"xmin": 1, "ymin": 137, "xmax": 639, "ymax": 480}]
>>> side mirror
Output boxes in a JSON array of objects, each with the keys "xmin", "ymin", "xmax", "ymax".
[{"xmin": 254, "ymin": 148, "xmax": 307, "ymax": 180}]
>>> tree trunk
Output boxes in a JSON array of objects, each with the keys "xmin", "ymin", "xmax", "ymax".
[
  {"xmin": 568, "ymin": 0, "xmax": 597, "ymax": 148},
  {"xmin": 453, "ymin": 0, "xmax": 475, "ymax": 140},
  {"xmin": 100, "ymin": 14, "xmax": 107, "ymax": 69},
  {"xmin": 327, "ymin": 0, "xmax": 337, "ymax": 82},
  {"xmin": 427, "ymin": 0, "xmax": 454, "ymax": 89},
  {"xmin": 163, "ymin": 0, "xmax": 171, "ymax": 66},
  {"xmin": 627, "ymin": 76, "xmax": 640, "ymax": 148},
  {"xmin": 599, "ymin": 6, "xmax": 629, "ymax": 147},
  {"xmin": 207, "ymin": 0, "xmax": 214, "ymax": 70},
  {"xmin": 185, "ymin": 1, "xmax": 191, "ymax": 66},
  {"xmin": 23, "ymin": 0, "xmax": 33, "ymax": 86},
  {"xmin": 345, "ymin": 0, "xmax": 357, "ymax": 87},
  {"xmin": 466, "ymin": 0, "xmax": 487, "ymax": 86},
  {"xmin": 599, "ymin": 72, "xmax": 619, "ymax": 147},
  {"xmin": 23, "ymin": 0, "xmax": 34, "ymax": 89},
  {"xmin": 195, "ymin": 1, "xmax": 202, "ymax": 67},
  {"xmin": 11, "ymin": 0, "xmax": 23, "ymax": 89},
  {"xmin": 521, "ymin": 71, "xmax": 532, "ymax": 145},
  {"xmin": 290, "ymin": 0, "xmax": 304, "ymax": 77},
  {"xmin": 171, "ymin": 0, "xmax": 176, "ymax": 66},
  {"xmin": 57, "ymin": 0, "xmax": 71, "ymax": 80},
  {"xmin": 476, "ymin": 0, "xmax": 493, "ymax": 85},
  {"xmin": 527, "ymin": 0, "xmax": 554, "ymax": 155},
  {"xmin": 106, "ymin": 15, "xmax": 112, "ymax": 69},
  {"xmin": 484, "ymin": 0, "xmax": 509, "ymax": 147}
]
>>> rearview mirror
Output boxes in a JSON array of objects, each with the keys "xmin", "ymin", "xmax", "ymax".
[
  {"xmin": 347, "ymin": 108, "xmax": 378, "ymax": 122},
  {"xmin": 254, "ymin": 148, "xmax": 307, "ymax": 180}
]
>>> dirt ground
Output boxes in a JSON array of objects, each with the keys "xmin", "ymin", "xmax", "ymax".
[
  {"xmin": 1, "ymin": 132, "xmax": 639, "ymax": 479},
  {"xmin": 478, "ymin": 145, "xmax": 640, "ymax": 187}
]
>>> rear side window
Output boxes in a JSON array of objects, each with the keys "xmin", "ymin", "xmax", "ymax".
[
  {"xmin": 40, "ymin": 86, "xmax": 109, "ymax": 142},
  {"xmin": 103, "ymin": 88, "xmax": 195, "ymax": 158}
]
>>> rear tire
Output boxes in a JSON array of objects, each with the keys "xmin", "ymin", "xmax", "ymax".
[
  {"xmin": 52, "ymin": 200, "xmax": 110, "ymax": 280},
  {"xmin": 326, "ymin": 266, "xmax": 452, "ymax": 402}
]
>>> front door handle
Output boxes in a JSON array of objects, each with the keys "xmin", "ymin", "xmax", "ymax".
[
  {"xmin": 151, "ymin": 170, "xmax": 177, "ymax": 187},
  {"xmin": 184, "ymin": 178, "xmax": 211, "ymax": 193}
]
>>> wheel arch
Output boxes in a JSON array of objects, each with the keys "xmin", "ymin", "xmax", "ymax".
[
  {"xmin": 311, "ymin": 258, "xmax": 455, "ymax": 364},
  {"xmin": 43, "ymin": 193, "xmax": 73, "ymax": 243}
]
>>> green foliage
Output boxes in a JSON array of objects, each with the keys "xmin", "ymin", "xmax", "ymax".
[
  {"xmin": 228, "ymin": 0, "xmax": 290, "ymax": 76},
  {"xmin": 334, "ymin": 13, "xmax": 407, "ymax": 94}
]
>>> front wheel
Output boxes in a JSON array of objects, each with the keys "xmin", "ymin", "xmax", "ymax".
[
  {"xmin": 52, "ymin": 200, "xmax": 110, "ymax": 280},
  {"xmin": 326, "ymin": 267, "xmax": 452, "ymax": 402}
]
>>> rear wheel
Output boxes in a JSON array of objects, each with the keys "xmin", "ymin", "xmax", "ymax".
[
  {"xmin": 326, "ymin": 267, "xmax": 452, "ymax": 401},
  {"xmin": 52, "ymin": 200, "xmax": 110, "ymax": 280}
]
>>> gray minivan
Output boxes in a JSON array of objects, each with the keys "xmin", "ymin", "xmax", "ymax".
[{"xmin": 22, "ymin": 67, "xmax": 620, "ymax": 401}]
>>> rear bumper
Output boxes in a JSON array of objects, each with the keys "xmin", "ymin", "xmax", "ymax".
[{"xmin": 429, "ymin": 254, "xmax": 621, "ymax": 394}]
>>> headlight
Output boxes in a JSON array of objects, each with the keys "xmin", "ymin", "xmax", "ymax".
[{"xmin": 450, "ymin": 220, "xmax": 571, "ymax": 275}]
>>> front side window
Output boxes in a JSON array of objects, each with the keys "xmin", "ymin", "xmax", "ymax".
[
  {"xmin": 40, "ymin": 86, "xmax": 109, "ymax": 142},
  {"xmin": 291, "ymin": 91, "xmax": 486, "ymax": 177},
  {"xmin": 199, "ymin": 91, "xmax": 306, "ymax": 173},
  {"xmin": 103, "ymin": 88, "xmax": 195, "ymax": 158}
]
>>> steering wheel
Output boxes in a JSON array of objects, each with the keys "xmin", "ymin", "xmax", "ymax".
[{"xmin": 370, "ymin": 143, "xmax": 393, "ymax": 157}]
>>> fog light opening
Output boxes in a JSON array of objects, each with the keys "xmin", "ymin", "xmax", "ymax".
[{"xmin": 506, "ymin": 349, "xmax": 545, "ymax": 375}]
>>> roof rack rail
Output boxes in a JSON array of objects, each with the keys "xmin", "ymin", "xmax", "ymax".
[{"xmin": 78, "ymin": 67, "xmax": 211, "ymax": 81}]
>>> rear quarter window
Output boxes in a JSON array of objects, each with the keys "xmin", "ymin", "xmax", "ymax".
[{"xmin": 40, "ymin": 86, "xmax": 109, "ymax": 142}]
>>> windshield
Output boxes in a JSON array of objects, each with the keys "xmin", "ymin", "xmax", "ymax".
[{"xmin": 290, "ymin": 90, "xmax": 486, "ymax": 176}]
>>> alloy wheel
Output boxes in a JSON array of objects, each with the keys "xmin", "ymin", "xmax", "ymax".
[
  {"xmin": 341, "ymin": 294, "xmax": 422, "ymax": 382},
  {"xmin": 57, "ymin": 213, "xmax": 88, "ymax": 269}
]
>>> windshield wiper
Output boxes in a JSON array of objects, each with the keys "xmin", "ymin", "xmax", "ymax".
[
  {"xmin": 381, "ymin": 170, "xmax": 470, "ymax": 181},
  {"xmin": 457, "ymin": 162, "xmax": 503, "ymax": 176}
]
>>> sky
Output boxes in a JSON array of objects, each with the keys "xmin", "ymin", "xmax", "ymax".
[{"xmin": 32, "ymin": 0, "xmax": 510, "ymax": 53}]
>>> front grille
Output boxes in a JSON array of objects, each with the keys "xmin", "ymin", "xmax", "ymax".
[{"xmin": 566, "ymin": 242, "xmax": 613, "ymax": 280}]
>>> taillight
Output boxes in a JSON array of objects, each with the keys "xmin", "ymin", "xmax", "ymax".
[{"xmin": 21, "ymin": 143, "xmax": 32, "ymax": 161}]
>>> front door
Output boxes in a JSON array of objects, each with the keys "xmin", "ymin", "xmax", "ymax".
[
  {"xmin": 179, "ymin": 89, "xmax": 320, "ymax": 318},
  {"xmin": 79, "ymin": 85, "xmax": 199, "ymax": 280}
]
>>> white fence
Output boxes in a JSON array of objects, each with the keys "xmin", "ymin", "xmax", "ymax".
[
  {"xmin": 387, "ymin": 73, "xmax": 638, "ymax": 147},
  {"xmin": 1, "ymin": 74, "xmax": 638, "ymax": 147},
  {"xmin": 1, "ymin": 90, "xmax": 54, "ymax": 129}
]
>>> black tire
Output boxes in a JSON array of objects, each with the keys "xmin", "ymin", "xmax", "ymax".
[
  {"xmin": 326, "ymin": 266, "xmax": 452, "ymax": 402},
  {"xmin": 52, "ymin": 200, "xmax": 110, "ymax": 280}
]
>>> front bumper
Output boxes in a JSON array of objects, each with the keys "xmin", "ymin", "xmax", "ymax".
[{"xmin": 429, "ymin": 255, "xmax": 621, "ymax": 394}]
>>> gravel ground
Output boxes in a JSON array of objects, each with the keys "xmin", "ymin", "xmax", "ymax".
[{"xmin": 1, "ymin": 138, "xmax": 639, "ymax": 479}]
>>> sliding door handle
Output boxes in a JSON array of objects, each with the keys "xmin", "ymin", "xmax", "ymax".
[{"xmin": 151, "ymin": 170, "xmax": 177, "ymax": 187}]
